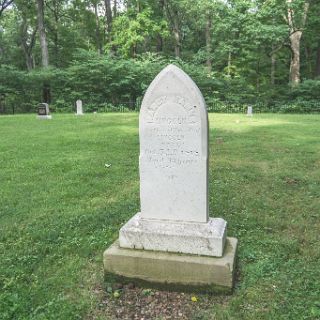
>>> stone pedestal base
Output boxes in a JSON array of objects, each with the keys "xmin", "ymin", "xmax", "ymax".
[
  {"xmin": 37, "ymin": 115, "xmax": 52, "ymax": 119},
  {"xmin": 103, "ymin": 237, "xmax": 238, "ymax": 293},
  {"xmin": 119, "ymin": 213, "xmax": 227, "ymax": 257}
]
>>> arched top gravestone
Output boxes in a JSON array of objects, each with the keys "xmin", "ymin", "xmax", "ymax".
[
  {"xmin": 104, "ymin": 65, "xmax": 238, "ymax": 292},
  {"xmin": 139, "ymin": 64, "xmax": 208, "ymax": 223},
  {"xmin": 76, "ymin": 99, "xmax": 83, "ymax": 115},
  {"xmin": 119, "ymin": 65, "xmax": 227, "ymax": 257},
  {"xmin": 37, "ymin": 103, "xmax": 52, "ymax": 119}
]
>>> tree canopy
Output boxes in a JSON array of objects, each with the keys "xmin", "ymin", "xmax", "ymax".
[{"xmin": 0, "ymin": 0, "xmax": 320, "ymax": 113}]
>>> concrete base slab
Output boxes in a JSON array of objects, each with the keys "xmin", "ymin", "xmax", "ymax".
[
  {"xmin": 103, "ymin": 237, "xmax": 238, "ymax": 293},
  {"xmin": 119, "ymin": 212, "xmax": 227, "ymax": 257},
  {"xmin": 37, "ymin": 115, "xmax": 52, "ymax": 119}
]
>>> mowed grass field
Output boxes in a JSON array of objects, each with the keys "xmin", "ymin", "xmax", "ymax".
[{"xmin": 1, "ymin": 113, "xmax": 320, "ymax": 320}]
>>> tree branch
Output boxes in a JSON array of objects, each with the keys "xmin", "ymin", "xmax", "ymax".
[{"xmin": 0, "ymin": 0, "xmax": 14, "ymax": 17}]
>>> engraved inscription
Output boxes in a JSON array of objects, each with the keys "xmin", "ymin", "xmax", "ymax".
[
  {"xmin": 139, "ymin": 64, "xmax": 208, "ymax": 222},
  {"xmin": 146, "ymin": 95, "xmax": 198, "ymax": 124},
  {"xmin": 142, "ymin": 97, "xmax": 201, "ymax": 172}
]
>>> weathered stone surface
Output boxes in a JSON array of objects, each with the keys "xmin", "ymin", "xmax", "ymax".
[
  {"xmin": 119, "ymin": 64, "xmax": 227, "ymax": 257},
  {"xmin": 76, "ymin": 99, "xmax": 83, "ymax": 115},
  {"xmin": 37, "ymin": 103, "xmax": 52, "ymax": 119},
  {"xmin": 37, "ymin": 115, "xmax": 52, "ymax": 119},
  {"xmin": 104, "ymin": 237, "xmax": 238, "ymax": 292},
  {"xmin": 103, "ymin": 65, "xmax": 237, "ymax": 291},
  {"xmin": 119, "ymin": 212, "xmax": 226, "ymax": 257},
  {"xmin": 139, "ymin": 64, "xmax": 209, "ymax": 223}
]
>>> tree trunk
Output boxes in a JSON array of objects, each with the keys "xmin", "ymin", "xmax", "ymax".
[
  {"xmin": 20, "ymin": 15, "xmax": 37, "ymax": 71},
  {"xmin": 113, "ymin": 0, "xmax": 117, "ymax": 17},
  {"xmin": 271, "ymin": 50, "xmax": 276, "ymax": 85},
  {"xmin": 156, "ymin": 0, "xmax": 165, "ymax": 53},
  {"xmin": 0, "ymin": 0, "xmax": 14, "ymax": 18},
  {"xmin": 36, "ymin": 0, "xmax": 50, "ymax": 103},
  {"xmin": 156, "ymin": 35, "xmax": 163, "ymax": 52},
  {"xmin": 256, "ymin": 60, "xmax": 260, "ymax": 92},
  {"xmin": 36, "ymin": 0, "xmax": 49, "ymax": 68},
  {"xmin": 315, "ymin": 41, "xmax": 320, "ymax": 78},
  {"xmin": 52, "ymin": 0, "xmax": 59, "ymax": 66},
  {"xmin": 173, "ymin": 12, "xmax": 180, "ymax": 58},
  {"xmin": 104, "ymin": 0, "xmax": 112, "ymax": 43},
  {"xmin": 205, "ymin": 11, "xmax": 212, "ymax": 73},
  {"xmin": 163, "ymin": 0, "xmax": 181, "ymax": 58},
  {"xmin": 289, "ymin": 31, "xmax": 302, "ymax": 85},
  {"xmin": 136, "ymin": 0, "xmax": 141, "ymax": 13},
  {"xmin": 227, "ymin": 50, "xmax": 231, "ymax": 76},
  {"xmin": 286, "ymin": 0, "xmax": 309, "ymax": 86},
  {"xmin": 21, "ymin": 43, "xmax": 35, "ymax": 71},
  {"xmin": 94, "ymin": 3, "xmax": 102, "ymax": 54},
  {"xmin": 132, "ymin": 43, "xmax": 137, "ymax": 58}
]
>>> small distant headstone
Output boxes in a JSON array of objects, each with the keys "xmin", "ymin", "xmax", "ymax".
[
  {"xmin": 103, "ymin": 65, "xmax": 238, "ymax": 293},
  {"xmin": 37, "ymin": 103, "xmax": 52, "ymax": 119},
  {"xmin": 247, "ymin": 105, "xmax": 253, "ymax": 116},
  {"xmin": 76, "ymin": 99, "xmax": 84, "ymax": 116}
]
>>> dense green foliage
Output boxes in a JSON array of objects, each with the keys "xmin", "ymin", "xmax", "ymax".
[
  {"xmin": 1, "ymin": 52, "xmax": 320, "ymax": 114},
  {"xmin": 0, "ymin": 0, "xmax": 320, "ymax": 113},
  {"xmin": 1, "ymin": 113, "xmax": 320, "ymax": 319}
]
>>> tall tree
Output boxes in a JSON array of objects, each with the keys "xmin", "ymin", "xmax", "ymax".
[
  {"xmin": 36, "ymin": 0, "xmax": 50, "ymax": 103},
  {"xmin": 315, "ymin": 41, "xmax": 320, "ymax": 78},
  {"xmin": 205, "ymin": 9, "xmax": 212, "ymax": 72},
  {"xmin": 163, "ymin": 0, "xmax": 182, "ymax": 58},
  {"xmin": 286, "ymin": 0, "xmax": 309, "ymax": 86},
  {"xmin": 91, "ymin": 0, "xmax": 102, "ymax": 54},
  {"xmin": 19, "ymin": 13, "xmax": 37, "ymax": 71},
  {"xmin": 104, "ymin": 0, "xmax": 112, "ymax": 44},
  {"xmin": 36, "ymin": 0, "xmax": 49, "ymax": 68},
  {"xmin": 45, "ymin": 0, "xmax": 64, "ymax": 66}
]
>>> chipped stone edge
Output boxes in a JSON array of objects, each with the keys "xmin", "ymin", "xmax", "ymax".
[{"xmin": 119, "ymin": 212, "xmax": 227, "ymax": 257}]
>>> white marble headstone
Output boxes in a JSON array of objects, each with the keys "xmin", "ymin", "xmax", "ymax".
[
  {"xmin": 119, "ymin": 65, "xmax": 226, "ymax": 257},
  {"xmin": 76, "ymin": 99, "xmax": 83, "ymax": 115},
  {"xmin": 139, "ymin": 65, "xmax": 208, "ymax": 223},
  {"xmin": 247, "ymin": 106, "xmax": 253, "ymax": 116}
]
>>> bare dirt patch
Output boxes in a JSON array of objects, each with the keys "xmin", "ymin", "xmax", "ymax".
[{"xmin": 91, "ymin": 283, "xmax": 230, "ymax": 320}]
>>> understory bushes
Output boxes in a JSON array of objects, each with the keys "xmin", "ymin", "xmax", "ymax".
[{"xmin": 0, "ymin": 51, "xmax": 319, "ymax": 114}]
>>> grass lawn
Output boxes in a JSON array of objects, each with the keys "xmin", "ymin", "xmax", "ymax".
[{"xmin": 0, "ymin": 113, "xmax": 320, "ymax": 320}]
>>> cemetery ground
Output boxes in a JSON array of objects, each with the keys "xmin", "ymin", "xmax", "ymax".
[{"xmin": 0, "ymin": 113, "xmax": 319, "ymax": 320}]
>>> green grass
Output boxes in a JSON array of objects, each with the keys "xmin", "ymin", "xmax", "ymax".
[{"xmin": 1, "ymin": 113, "xmax": 320, "ymax": 320}]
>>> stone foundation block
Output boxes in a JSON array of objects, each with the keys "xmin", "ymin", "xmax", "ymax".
[
  {"xmin": 103, "ymin": 237, "xmax": 238, "ymax": 293},
  {"xmin": 37, "ymin": 115, "xmax": 52, "ymax": 119}
]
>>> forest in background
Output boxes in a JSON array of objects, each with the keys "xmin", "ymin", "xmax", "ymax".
[{"xmin": 0, "ymin": 0, "xmax": 320, "ymax": 113}]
